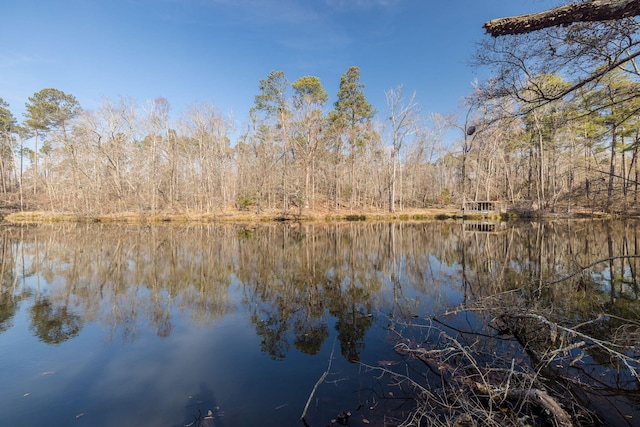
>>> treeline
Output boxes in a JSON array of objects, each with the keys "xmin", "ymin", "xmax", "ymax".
[
  {"xmin": 2, "ymin": 51, "xmax": 640, "ymax": 215},
  {"xmin": 0, "ymin": 67, "xmax": 454, "ymax": 215}
]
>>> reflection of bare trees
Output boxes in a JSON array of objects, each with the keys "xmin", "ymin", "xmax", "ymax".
[
  {"xmin": 29, "ymin": 298, "xmax": 81, "ymax": 344},
  {"xmin": 454, "ymin": 219, "xmax": 640, "ymax": 306},
  {"xmin": 0, "ymin": 229, "xmax": 27, "ymax": 334},
  {"xmin": 0, "ymin": 225, "xmax": 236, "ymax": 343},
  {"xmin": 376, "ymin": 220, "xmax": 640, "ymax": 426},
  {"xmin": 236, "ymin": 223, "xmax": 413, "ymax": 361},
  {"xmin": 0, "ymin": 220, "xmax": 639, "ymax": 373}
]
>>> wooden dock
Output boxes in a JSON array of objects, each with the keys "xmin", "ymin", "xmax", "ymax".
[{"xmin": 462, "ymin": 200, "xmax": 504, "ymax": 214}]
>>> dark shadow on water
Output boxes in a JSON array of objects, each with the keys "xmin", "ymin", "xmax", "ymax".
[{"xmin": 176, "ymin": 382, "xmax": 223, "ymax": 427}]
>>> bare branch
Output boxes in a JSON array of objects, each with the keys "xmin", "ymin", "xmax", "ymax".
[
  {"xmin": 474, "ymin": 382, "xmax": 574, "ymax": 427},
  {"xmin": 300, "ymin": 339, "xmax": 336, "ymax": 421}
]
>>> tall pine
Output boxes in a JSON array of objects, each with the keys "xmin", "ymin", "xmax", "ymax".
[{"xmin": 331, "ymin": 66, "xmax": 375, "ymax": 211}]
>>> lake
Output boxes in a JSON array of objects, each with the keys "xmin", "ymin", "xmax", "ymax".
[{"xmin": 0, "ymin": 220, "xmax": 638, "ymax": 426}]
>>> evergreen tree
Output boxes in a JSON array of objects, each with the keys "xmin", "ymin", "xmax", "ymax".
[
  {"xmin": 292, "ymin": 75, "xmax": 328, "ymax": 209},
  {"xmin": 331, "ymin": 66, "xmax": 376, "ymax": 211},
  {"xmin": 24, "ymin": 88, "xmax": 80, "ymax": 195}
]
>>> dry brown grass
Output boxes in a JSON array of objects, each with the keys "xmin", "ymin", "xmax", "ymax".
[{"xmin": 2, "ymin": 206, "xmax": 464, "ymax": 224}]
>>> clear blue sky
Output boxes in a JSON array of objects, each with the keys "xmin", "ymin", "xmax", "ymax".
[{"xmin": 1, "ymin": 0, "xmax": 557, "ymax": 131}]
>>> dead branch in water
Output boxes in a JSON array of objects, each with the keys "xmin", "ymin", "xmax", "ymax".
[
  {"xmin": 474, "ymin": 382, "xmax": 573, "ymax": 427},
  {"xmin": 497, "ymin": 311, "xmax": 640, "ymax": 382},
  {"xmin": 371, "ymin": 253, "xmax": 640, "ymax": 426},
  {"xmin": 300, "ymin": 339, "xmax": 336, "ymax": 421},
  {"xmin": 386, "ymin": 324, "xmax": 575, "ymax": 427}
]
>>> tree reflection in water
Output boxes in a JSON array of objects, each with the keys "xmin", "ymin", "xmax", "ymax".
[
  {"xmin": 1, "ymin": 221, "xmax": 639, "ymax": 351},
  {"xmin": 29, "ymin": 298, "xmax": 82, "ymax": 344},
  {"xmin": 0, "ymin": 220, "xmax": 638, "ymax": 425}
]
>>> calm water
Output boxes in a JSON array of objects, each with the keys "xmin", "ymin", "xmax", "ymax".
[{"xmin": 0, "ymin": 221, "xmax": 638, "ymax": 426}]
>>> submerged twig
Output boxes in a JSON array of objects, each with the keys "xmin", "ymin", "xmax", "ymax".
[
  {"xmin": 502, "ymin": 312, "xmax": 640, "ymax": 381},
  {"xmin": 300, "ymin": 338, "xmax": 336, "ymax": 420}
]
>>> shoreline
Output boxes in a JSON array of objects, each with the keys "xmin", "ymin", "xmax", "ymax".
[{"xmin": 0, "ymin": 206, "xmax": 623, "ymax": 224}]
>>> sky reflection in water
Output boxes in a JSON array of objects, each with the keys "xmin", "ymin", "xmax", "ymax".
[{"xmin": 0, "ymin": 221, "xmax": 637, "ymax": 426}]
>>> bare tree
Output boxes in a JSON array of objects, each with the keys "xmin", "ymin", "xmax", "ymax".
[{"xmin": 385, "ymin": 85, "xmax": 420, "ymax": 213}]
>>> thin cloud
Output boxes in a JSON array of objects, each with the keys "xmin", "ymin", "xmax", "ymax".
[
  {"xmin": 198, "ymin": 0, "xmax": 352, "ymax": 50},
  {"xmin": 192, "ymin": 0, "xmax": 324, "ymax": 26},
  {"xmin": 325, "ymin": 0, "xmax": 401, "ymax": 11},
  {"xmin": 0, "ymin": 53, "xmax": 42, "ymax": 69}
]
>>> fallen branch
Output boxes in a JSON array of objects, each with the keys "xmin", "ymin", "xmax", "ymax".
[
  {"xmin": 300, "ymin": 339, "xmax": 336, "ymax": 421},
  {"xmin": 474, "ymin": 382, "xmax": 573, "ymax": 427},
  {"xmin": 546, "ymin": 340, "xmax": 587, "ymax": 358},
  {"xmin": 506, "ymin": 313, "xmax": 638, "ymax": 357},
  {"xmin": 500, "ymin": 312, "xmax": 640, "ymax": 383}
]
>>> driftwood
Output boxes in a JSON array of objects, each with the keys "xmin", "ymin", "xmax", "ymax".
[
  {"xmin": 474, "ymin": 382, "xmax": 573, "ymax": 427},
  {"xmin": 484, "ymin": 0, "xmax": 640, "ymax": 37}
]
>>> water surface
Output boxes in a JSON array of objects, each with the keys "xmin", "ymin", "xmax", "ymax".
[{"xmin": 0, "ymin": 221, "xmax": 638, "ymax": 426}]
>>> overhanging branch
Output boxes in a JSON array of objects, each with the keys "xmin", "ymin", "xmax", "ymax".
[
  {"xmin": 514, "ymin": 48, "xmax": 640, "ymax": 115},
  {"xmin": 484, "ymin": 0, "xmax": 640, "ymax": 37}
]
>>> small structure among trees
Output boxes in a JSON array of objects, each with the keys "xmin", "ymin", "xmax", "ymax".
[{"xmin": 462, "ymin": 200, "xmax": 503, "ymax": 214}]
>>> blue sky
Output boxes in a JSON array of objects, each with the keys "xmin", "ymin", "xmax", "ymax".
[{"xmin": 1, "ymin": 0, "xmax": 558, "ymax": 132}]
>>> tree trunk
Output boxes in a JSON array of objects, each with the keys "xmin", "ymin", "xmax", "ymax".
[
  {"xmin": 33, "ymin": 133, "xmax": 38, "ymax": 196},
  {"xmin": 534, "ymin": 113, "xmax": 545, "ymax": 210},
  {"xmin": 389, "ymin": 147, "xmax": 397, "ymax": 213},
  {"xmin": 484, "ymin": 0, "xmax": 640, "ymax": 37},
  {"xmin": 608, "ymin": 125, "xmax": 618, "ymax": 212},
  {"xmin": 635, "ymin": 142, "xmax": 639, "ymax": 208},
  {"xmin": 622, "ymin": 134, "xmax": 629, "ymax": 213}
]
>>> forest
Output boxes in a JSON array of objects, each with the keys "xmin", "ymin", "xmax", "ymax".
[{"xmin": 2, "ymin": 5, "xmax": 640, "ymax": 218}]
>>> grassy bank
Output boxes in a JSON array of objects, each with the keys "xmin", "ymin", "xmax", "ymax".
[
  {"xmin": 1, "ymin": 207, "xmax": 472, "ymax": 224},
  {"xmin": 2, "ymin": 205, "xmax": 620, "ymax": 224}
]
